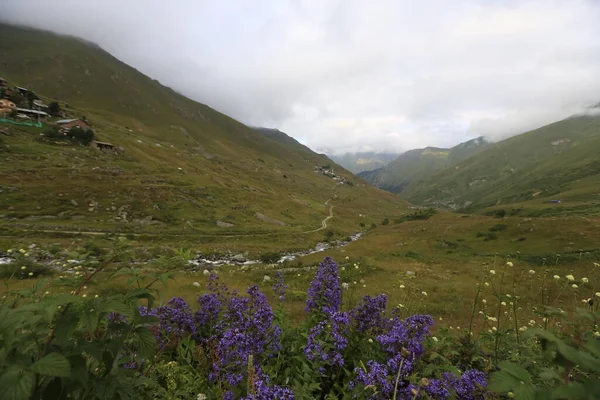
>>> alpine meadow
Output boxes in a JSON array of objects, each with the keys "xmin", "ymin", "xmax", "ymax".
[{"xmin": 1, "ymin": 7, "xmax": 600, "ymax": 400}]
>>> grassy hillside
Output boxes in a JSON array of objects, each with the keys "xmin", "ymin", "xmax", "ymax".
[
  {"xmin": 359, "ymin": 137, "xmax": 489, "ymax": 193},
  {"xmin": 404, "ymin": 115, "xmax": 600, "ymax": 216},
  {"xmin": 329, "ymin": 152, "xmax": 399, "ymax": 174},
  {"xmin": 0, "ymin": 23, "xmax": 405, "ymax": 252}
]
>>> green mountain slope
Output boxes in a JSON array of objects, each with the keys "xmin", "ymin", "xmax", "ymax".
[
  {"xmin": 0, "ymin": 24, "xmax": 404, "ymax": 247},
  {"xmin": 359, "ymin": 137, "xmax": 489, "ymax": 193},
  {"xmin": 404, "ymin": 115, "xmax": 600, "ymax": 216},
  {"xmin": 329, "ymin": 152, "xmax": 399, "ymax": 174}
]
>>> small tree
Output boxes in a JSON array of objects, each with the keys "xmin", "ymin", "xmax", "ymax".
[
  {"xmin": 43, "ymin": 125, "xmax": 62, "ymax": 140},
  {"xmin": 67, "ymin": 126, "xmax": 94, "ymax": 145},
  {"xmin": 48, "ymin": 101, "xmax": 61, "ymax": 116}
]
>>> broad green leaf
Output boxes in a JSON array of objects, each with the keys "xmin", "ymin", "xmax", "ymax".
[
  {"xmin": 54, "ymin": 311, "xmax": 79, "ymax": 346},
  {"xmin": 98, "ymin": 299, "xmax": 134, "ymax": 318},
  {"xmin": 0, "ymin": 367, "xmax": 35, "ymax": 400},
  {"xmin": 68, "ymin": 355, "xmax": 89, "ymax": 386},
  {"xmin": 32, "ymin": 352, "xmax": 71, "ymax": 377},
  {"xmin": 135, "ymin": 326, "xmax": 157, "ymax": 358}
]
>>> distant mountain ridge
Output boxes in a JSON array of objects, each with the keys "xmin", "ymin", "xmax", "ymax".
[
  {"xmin": 404, "ymin": 115, "xmax": 600, "ymax": 215},
  {"xmin": 329, "ymin": 152, "xmax": 399, "ymax": 174},
  {"xmin": 359, "ymin": 137, "xmax": 489, "ymax": 194}
]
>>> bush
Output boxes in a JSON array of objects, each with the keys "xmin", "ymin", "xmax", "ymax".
[
  {"xmin": 0, "ymin": 259, "xmax": 53, "ymax": 279},
  {"xmin": 395, "ymin": 208, "xmax": 437, "ymax": 223},
  {"xmin": 483, "ymin": 232, "xmax": 498, "ymax": 241},
  {"xmin": 67, "ymin": 126, "xmax": 94, "ymax": 145},
  {"xmin": 47, "ymin": 101, "xmax": 61, "ymax": 116},
  {"xmin": 43, "ymin": 126, "xmax": 63, "ymax": 140},
  {"xmin": 381, "ymin": 218, "xmax": 390, "ymax": 225},
  {"xmin": 488, "ymin": 224, "xmax": 507, "ymax": 232}
]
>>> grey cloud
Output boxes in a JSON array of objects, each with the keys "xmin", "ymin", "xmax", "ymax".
[{"xmin": 1, "ymin": 0, "xmax": 600, "ymax": 154}]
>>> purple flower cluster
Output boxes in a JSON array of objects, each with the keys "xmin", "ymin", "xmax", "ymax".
[
  {"xmin": 273, "ymin": 272, "xmax": 287, "ymax": 302},
  {"xmin": 426, "ymin": 370, "xmax": 487, "ymax": 400},
  {"xmin": 305, "ymin": 257, "xmax": 342, "ymax": 316},
  {"xmin": 347, "ymin": 360, "xmax": 393, "ymax": 396},
  {"xmin": 139, "ymin": 297, "xmax": 196, "ymax": 348},
  {"xmin": 377, "ymin": 314, "xmax": 434, "ymax": 370},
  {"xmin": 350, "ymin": 294, "xmax": 388, "ymax": 334},
  {"xmin": 305, "ymin": 311, "xmax": 350, "ymax": 370},
  {"xmin": 210, "ymin": 285, "xmax": 282, "ymax": 387},
  {"xmin": 243, "ymin": 366, "xmax": 295, "ymax": 400}
]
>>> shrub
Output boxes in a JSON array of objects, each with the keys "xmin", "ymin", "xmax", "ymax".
[
  {"xmin": 381, "ymin": 218, "xmax": 390, "ymax": 225},
  {"xmin": 488, "ymin": 224, "xmax": 507, "ymax": 232},
  {"xmin": 67, "ymin": 126, "xmax": 94, "ymax": 145}
]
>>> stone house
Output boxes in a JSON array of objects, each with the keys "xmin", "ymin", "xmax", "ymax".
[{"xmin": 55, "ymin": 119, "xmax": 91, "ymax": 133}]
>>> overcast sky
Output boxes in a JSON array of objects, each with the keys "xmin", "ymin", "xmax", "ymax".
[{"xmin": 2, "ymin": 0, "xmax": 600, "ymax": 154}]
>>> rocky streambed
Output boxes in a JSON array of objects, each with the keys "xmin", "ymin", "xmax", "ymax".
[{"xmin": 188, "ymin": 232, "xmax": 364, "ymax": 269}]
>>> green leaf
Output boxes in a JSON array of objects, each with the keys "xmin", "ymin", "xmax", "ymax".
[
  {"xmin": 54, "ymin": 311, "xmax": 79, "ymax": 346},
  {"xmin": 135, "ymin": 326, "xmax": 157, "ymax": 358},
  {"xmin": 489, "ymin": 362, "xmax": 532, "ymax": 393},
  {"xmin": 32, "ymin": 353, "xmax": 71, "ymax": 377},
  {"xmin": 0, "ymin": 367, "xmax": 36, "ymax": 400},
  {"xmin": 67, "ymin": 355, "xmax": 89, "ymax": 386},
  {"xmin": 99, "ymin": 299, "xmax": 134, "ymax": 318}
]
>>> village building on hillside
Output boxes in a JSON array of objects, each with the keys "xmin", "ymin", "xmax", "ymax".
[
  {"xmin": 90, "ymin": 140, "xmax": 115, "ymax": 151},
  {"xmin": 32, "ymin": 99, "xmax": 48, "ymax": 111},
  {"xmin": 14, "ymin": 107, "xmax": 48, "ymax": 120},
  {"xmin": 15, "ymin": 86, "xmax": 29, "ymax": 96},
  {"xmin": 0, "ymin": 78, "xmax": 7, "ymax": 88},
  {"xmin": 55, "ymin": 118, "xmax": 91, "ymax": 133},
  {"xmin": 0, "ymin": 99, "xmax": 16, "ymax": 115}
]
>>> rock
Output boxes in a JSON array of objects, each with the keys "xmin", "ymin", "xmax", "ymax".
[
  {"xmin": 216, "ymin": 220, "xmax": 235, "ymax": 228},
  {"xmin": 192, "ymin": 282, "xmax": 201, "ymax": 287},
  {"xmin": 255, "ymin": 212, "xmax": 287, "ymax": 226},
  {"xmin": 28, "ymin": 244, "xmax": 36, "ymax": 249},
  {"xmin": 405, "ymin": 271, "xmax": 416, "ymax": 276},
  {"xmin": 263, "ymin": 275, "xmax": 271, "ymax": 282},
  {"xmin": 203, "ymin": 269, "xmax": 211, "ymax": 276},
  {"xmin": 70, "ymin": 199, "xmax": 78, "ymax": 207},
  {"xmin": 232, "ymin": 254, "xmax": 246, "ymax": 262}
]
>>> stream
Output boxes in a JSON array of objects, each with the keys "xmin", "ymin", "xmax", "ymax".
[{"xmin": 188, "ymin": 232, "xmax": 364, "ymax": 268}]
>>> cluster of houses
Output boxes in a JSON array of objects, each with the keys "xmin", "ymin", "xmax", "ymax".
[
  {"xmin": 0, "ymin": 77, "xmax": 117, "ymax": 152},
  {"xmin": 314, "ymin": 164, "xmax": 351, "ymax": 185},
  {"xmin": 0, "ymin": 77, "xmax": 52, "ymax": 121}
]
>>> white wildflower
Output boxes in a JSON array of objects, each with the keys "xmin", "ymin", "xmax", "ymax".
[
  {"xmin": 490, "ymin": 270, "xmax": 496, "ymax": 275},
  {"xmin": 492, "ymin": 327, "xmax": 497, "ymax": 332},
  {"xmin": 519, "ymin": 326, "xmax": 527, "ymax": 332},
  {"xmin": 553, "ymin": 275, "xmax": 560, "ymax": 280},
  {"xmin": 572, "ymin": 284, "xmax": 578, "ymax": 289},
  {"xmin": 399, "ymin": 284, "xmax": 405, "ymax": 289},
  {"xmin": 482, "ymin": 299, "xmax": 487, "ymax": 304},
  {"xmin": 501, "ymin": 302, "xmax": 507, "ymax": 306},
  {"xmin": 192, "ymin": 282, "xmax": 201, "ymax": 287},
  {"xmin": 484, "ymin": 282, "xmax": 490, "ymax": 287},
  {"xmin": 197, "ymin": 394, "xmax": 208, "ymax": 400},
  {"xmin": 582, "ymin": 277, "xmax": 589, "ymax": 284},
  {"xmin": 566, "ymin": 274, "xmax": 575, "ymax": 281},
  {"xmin": 432, "ymin": 336, "xmax": 439, "ymax": 342},
  {"xmin": 506, "ymin": 261, "xmax": 513, "ymax": 267},
  {"xmin": 368, "ymin": 338, "xmax": 373, "ymax": 343},
  {"xmin": 421, "ymin": 291, "xmax": 428, "ymax": 296},
  {"xmin": 20, "ymin": 266, "xmax": 26, "ymax": 270},
  {"xmin": 342, "ymin": 282, "xmax": 349, "ymax": 289},
  {"xmin": 528, "ymin": 270, "xmax": 535, "ymax": 275},
  {"xmin": 203, "ymin": 269, "xmax": 210, "ymax": 276}
]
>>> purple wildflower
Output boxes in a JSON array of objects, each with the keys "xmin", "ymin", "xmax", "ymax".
[
  {"xmin": 348, "ymin": 360, "xmax": 393, "ymax": 399},
  {"xmin": 243, "ymin": 365, "xmax": 295, "ymax": 400},
  {"xmin": 139, "ymin": 297, "xmax": 196, "ymax": 348},
  {"xmin": 350, "ymin": 294, "xmax": 388, "ymax": 334},
  {"xmin": 273, "ymin": 272, "xmax": 287, "ymax": 302},
  {"xmin": 305, "ymin": 257, "xmax": 342, "ymax": 316},
  {"xmin": 442, "ymin": 370, "xmax": 487, "ymax": 400},
  {"xmin": 210, "ymin": 285, "xmax": 282, "ymax": 388},
  {"xmin": 305, "ymin": 311, "xmax": 350, "ymax": 369}
]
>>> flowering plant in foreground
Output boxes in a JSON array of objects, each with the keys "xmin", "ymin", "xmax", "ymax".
[{"xmin": 21, "ymin": 250, "xmax": 600, "ymax": 399}]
